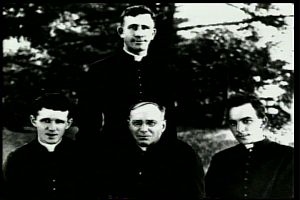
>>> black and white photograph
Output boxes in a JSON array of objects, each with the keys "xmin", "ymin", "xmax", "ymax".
[{"xmin": 2, "ymin": 3, "xmax": 295, "ymax": 199}]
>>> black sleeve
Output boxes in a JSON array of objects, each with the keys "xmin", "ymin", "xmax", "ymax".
[
  {"xmin": 270, "ymin": 148, "xmax": 294, "ymax": 198},
  {"xmin": 192, "ymin": 152, "xmax": 206, "ymax": 199},
  {"xmin": 181, "ymin": 143, "xmax": 206, "ymax": 200},
  {"xmin": 205, "ymin": 155, "xmax": 223, "ymax": 198},
  {"xmin": 76, "ymin": 64, "xmax": 104, "ymax": 145},
  {"xmin": 3, "ymin": 152, "xmax": 22, "ymax": 200}
]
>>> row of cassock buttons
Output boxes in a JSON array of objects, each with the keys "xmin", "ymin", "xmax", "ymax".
[{"xmin": 243, "ymin": 148, "xmax": 253, "ymax": 198}]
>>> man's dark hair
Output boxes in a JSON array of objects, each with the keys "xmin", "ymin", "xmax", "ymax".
[
  {"xmin": 30, "ymin": 93, "xmax": 74, "ymax": 119},
  {"xmin": 226, "ymin": 93, "xmax": 267, "ymax": 119},
  {"xmin": 120, "ymin": 5, "xmax": 156, "ymax": 25}
]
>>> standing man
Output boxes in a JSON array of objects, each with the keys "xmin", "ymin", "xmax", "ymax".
[
  {"xmin": 99, "ymin": 102, "xmax": 205, "ymax": 199},
  {"xmin": 205, "ymin": 93, "xmax": 294, "ymax": 199},
  {"xmin": 77, "ymin": 5, "xmax": 182, "ymax": 147},
  {"xmin": 3, "ymin": 93, "xmax": 86, "ymax": 200}
]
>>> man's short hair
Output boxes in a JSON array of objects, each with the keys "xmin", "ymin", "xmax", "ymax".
[
  {"xmin": 129, "ymin": 102, "xmax": 166, "ymax": 119},
  {"xmin": 120, "ymin": 5, "xmax": 156, "ymax": 25},
  {"xmin": 226, "ymin": 93, "xmax": 267, "ymax": 119},
  {"xmin": 30, "ymin": 93, "xmax": 74, "ymax": 119}
]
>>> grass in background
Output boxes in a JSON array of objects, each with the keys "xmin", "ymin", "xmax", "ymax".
[
  {"xmin": 177, "ymin": 128, "xmax": 238, "ymax": 173},
  {"xmin": 2, "ymin": 127, "xmax": 237, "ymax": 171},
  {"xmin": 3, "ymin": 123, "xmax": 294, "ymax": 173},
  {"xmin": 178, "ymin": 122, "xmax": 294, "ymax": 173},
  {"xmin": 2, "ymin": 128, "xmax": 36, "ymax": 165},
  {"xmin": 2, "ymin": 127, "xmax": 77, "ymax": 165}
]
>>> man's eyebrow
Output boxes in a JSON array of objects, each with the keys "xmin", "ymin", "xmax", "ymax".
[
  {"xmin": 229, "ymin": 117, "xmax": 252, "ymax": 121},
  {"xmin": 131, "ymin": 120, "xmax": 157, "ymax": 122},
  {"xmin": 55, "ymin": 119, "xmax": 66, "ymax": 122},
  {"xmin": 39, "ymin": 118, "xmax": 66, "ymax": 121},
  {"xmin": 128, "ymin": 24, "xmax": 138, "ymax": 26},
  {"xmin": 240, "ymin": 117, "xmax": 252, "ymax": 120},
  {"xmin": 40, "ymin": 118, "xmax": 50, "ymax": 120}
]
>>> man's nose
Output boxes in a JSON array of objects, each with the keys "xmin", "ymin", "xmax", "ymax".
[
  {"xmin": 48, "ymin": 122, "xmax": 56, "ymax": 131},
  {"xmin": 237, "ymin": 122, "xmax": 246, "ymax": 132},
  {"xmin": 134, "ymin": 26, "xmax": 144, "ymax": 36},
  {"xmin": 139, "ymin": 123, "xmax": 148, "ymax": 131}
]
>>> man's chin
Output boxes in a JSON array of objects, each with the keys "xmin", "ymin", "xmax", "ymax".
[
  {"xmin": 46, "ymin": 141, "xmax": 59, "ymax": 145},
  {"xmin": 138, "ymin": 141, "xmax": 150, "ymax": 147},
  {"xmin": 131, "ymin": 45, "xmax": 148, "ymax": 52},
  {"xmin": 44, "ymin": 139, "xmax": 60, "ymax": 144},
  {"xmin": 239, "ymin": 139, "xmax": 262, "ymax": 145}
]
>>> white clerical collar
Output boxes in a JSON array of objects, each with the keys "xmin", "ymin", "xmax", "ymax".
[
  {"xmin": 245, "ymin": 143, "xmax": 254, "ymax": 150},
  {"xmin": 38, "ymin": 138, "xmax": 62, "ymax": 152},
  {"xmin": 123, "ymin": 47, "xmax": 147, "ymax": 62},
  {"xmin": 139, "ymin": 146, "xmax": 147, "ymax": 152}
]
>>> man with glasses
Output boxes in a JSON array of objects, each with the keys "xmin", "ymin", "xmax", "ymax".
[
  {"xmin": 77, "ymin": 5, "xmax": 190, "ymax": 149},
  {"xmin": 128, "ymin": 102, "xmax": 167, "ymax": 152},
  {"xmin": 99, "ymin": 102, "xmax": 205, "ymax": 199}
]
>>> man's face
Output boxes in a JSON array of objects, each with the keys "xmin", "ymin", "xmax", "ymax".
[
  {"xmin": 119, "ymin": 14, "xmax": 156, "ymax": 54},
  {"xmin": 30, "ymin": 108, "xmax": 72, "ymax": 145},
  {"xmin": 228, "ymin": 103, "xmax": 265, "ymax": 145},
  {"xmin": 128, "ymin": 104, "xmax": 166, "ymax": 150}
]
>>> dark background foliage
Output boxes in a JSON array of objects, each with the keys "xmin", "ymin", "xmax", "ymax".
[{"xmin": 2, "ymin": 3, "xmax": 294, "ymax": 132}]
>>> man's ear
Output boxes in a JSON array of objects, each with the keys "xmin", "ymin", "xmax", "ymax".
[
  {"xmin": 30, "ymin": 115, "xmax": 37, "ymax": 127},
  {"xmin": 151, "ymin": 28, "xmax": 157, "ymax": 39},
  {"xmin": 66, "ymin": 118, "xmax": 73, "ymax": 129},
  {"xmin": 117, "ymin": 26, "xmax": 124, "ymax": 37},
  {"xmin": 161, "ymin": 120, "xmax": 167, "ymax": 132},
  {"xmin": 261, "ymin": 116, "xmax": 268, "ymax": 128}
]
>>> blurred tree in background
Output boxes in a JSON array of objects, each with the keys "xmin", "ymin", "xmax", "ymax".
[
  {"xmin": 2, "ymin": 3, "xmax": 294, "ymax": 132},
  {"xmin": 173, "ymin": 3, "xmax": 294, "ymax": 130},
  {"xmin": 174, "ymin": 28, "xmax": 293, "ymax": 129}
]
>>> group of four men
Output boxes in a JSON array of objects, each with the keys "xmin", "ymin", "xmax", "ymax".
[{"xmin": 3, "ymin": 5, "xmax": 294, "ymax": 200}]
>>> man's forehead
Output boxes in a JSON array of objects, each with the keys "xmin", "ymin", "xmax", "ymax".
[
  {"xmin": 130, "ymin": 104, "xmax": 161, "ymax": 117},
  {"xmin": 37, "ymin": 108, "xmax": 69, "ymax": 118},
  {"xmin": 229, "ymin": 103, "xmax": 258, "ymax": 120},
  {"xmin": 123, "ymin": 14, "xmax": 154, "ymax": 25}
]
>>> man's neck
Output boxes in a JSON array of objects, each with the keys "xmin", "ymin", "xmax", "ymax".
[
  {"xmin": 138, "ymin": 145, "xmax": 147, "ymax": 152},
  {"xmin": 245, "ymin": 143, "xmax": 254, "ymax": 149},
  {"xmin": 38, "ymin": 138, "xmax": 62, "ymax": 152},
  {"xmin": 244, "ymin": 137, "xmax": 266, "ymax": 149},
  {"xmin": 123, "ymin": 47, "xmax": 147, "ymax": 62}
]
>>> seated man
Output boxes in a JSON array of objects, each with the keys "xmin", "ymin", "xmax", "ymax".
[
  {"xmin": 100, "ymin": 102, "xmax": 205, "ymax": 199},
  {"xmin": 205, "ymin": 93, "xmax": 294, "ymax": 199},
  {"xmin": 3, "ymin": 93, "xmax": 86, "ymax": 200}
]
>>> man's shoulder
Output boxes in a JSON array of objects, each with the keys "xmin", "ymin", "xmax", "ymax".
[
  {"xmin": 267, "ymin": 141, "xmax": 294, "ymax": 156},
  {"xmin": 170, "ymin": 140, "xmax": 204, "ymax": 167},
  {"xmin": 15, "ymin": 139, "xmax": 37, "ymax": 150},
  {"xmin": 88, "ymin": 50, "xmax": 126, "ymax": 71},
  {"xmin": 61, "ymin": 136, "xmax": 76, "ymax": 144},
  {"xmin": 212, "ymin": 144, "xmax": 242, "ymax": 158},
  {"xmin": 58, "ymin": 137, "xmax": 77, "ymax": 150},
  {"xmin": 171, "ymin": 139, "xmax": 198, "ymax": 156},
  {"xmin": 155, "ymin": 139, "xmax": 195, "ymax": 156},
  {"xmin": 90, "ymin": 53, "xmax": 116, "ymax": 65},
  {"xmin": 269, "ymin": 140, "xmax": 293, "ymax": 149},
  {"xmin": 87, "ymin": 54, "xmax": 114, "ymax": 72},
  {"xmin": 7, "ymin": 140, "xmax": 37, "ymax": 159}
]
